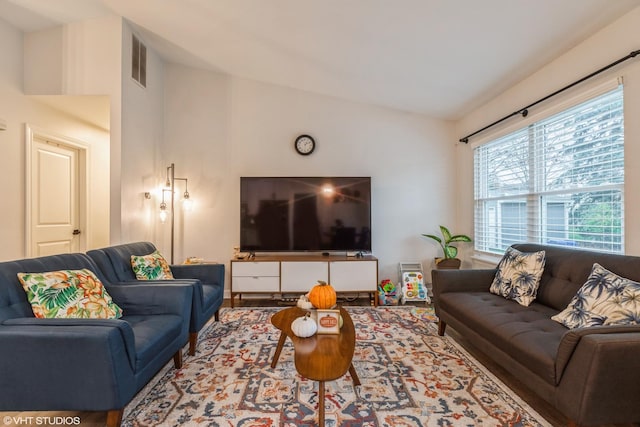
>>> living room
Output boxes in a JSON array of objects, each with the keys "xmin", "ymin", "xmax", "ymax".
[
  {"xmin": 1, "ymin": 1, "xmax": 640, "ymax": 426},
  {"xmin": 0, "ymin": 1, "xmax": 636, "ymax": 278}
]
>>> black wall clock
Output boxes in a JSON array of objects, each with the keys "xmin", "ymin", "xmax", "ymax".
[{"xmin": 294, "ymin": 134, "xmax": 316, "ymax": 155}]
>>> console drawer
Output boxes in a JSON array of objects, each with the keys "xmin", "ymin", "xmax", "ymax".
[
  {"xmin": 232, "ymin": 276, "xmax": 280, "ymax": 292},
  {"xmin": 232, "ymin": 261, "xmax": 279, "ymax": 277}
]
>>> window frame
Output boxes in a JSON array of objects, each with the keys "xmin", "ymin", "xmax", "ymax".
[{"xmin": 472, "ymin": 78, "xmax": 624, "ymax": 256}]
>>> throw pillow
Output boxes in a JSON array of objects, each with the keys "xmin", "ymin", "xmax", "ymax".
[
  {"xmin": 489, "ymin": 247, "xmax": 546, "ymax": 306},
  {"xmin": 131, "ymin": 250, "xmax": 174, "ymax": 280},
  {"xmin": 17, "ymin": 269, "xmax": 123, "ymax": 319},
  {"xmin": 552, "ymin": 263, "xmax": 640, "ymax": 329}
]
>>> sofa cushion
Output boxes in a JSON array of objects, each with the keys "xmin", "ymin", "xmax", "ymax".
[
  {"xmin": 131, "ymin": 250, "xmax": 174, "ymax": 280},
  {"xmin": 490, "ymin": 247, "xmax": 546, "ymax": 306},
  {"xmin": 439, "ymin": 291, "xmax": 566, "ymax": 385},
  {"xmin": 552, "ymin": 263, "xmax": 640, "ymax": 329},
  {"xmin": 124, "ymin": 314, "xmax": 184, "ymax": 369},
  {"xmin": 202, "ymin": 282, "xmax": 221, "ymax": 307},
  {"xmin": 17, "ymin": 269, "xmax": 122, "ymax": 319}
]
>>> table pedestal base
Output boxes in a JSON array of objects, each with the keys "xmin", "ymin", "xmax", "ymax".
[{"xmin": 270, "ymin": 307, "xmax": 359, "ymax": 427}]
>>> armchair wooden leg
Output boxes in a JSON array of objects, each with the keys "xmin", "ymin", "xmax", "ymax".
[
  {"xmin": 173, "ymin": 349, "xmax": 183, "ymax": 368},
  {"xmin": 189, "ymin": 332, "xmax": 197, "ymax": 356},
  {"xmin": 215, "ymin": 309, "xmax": 220, "ymax": 322},
  {"xmin": 105, "ymin": 409, "xmax": 123, "ymax": 427},
  {"xmin": 438, "ymin": 320, "xmax": 447, "ymax": 336}
]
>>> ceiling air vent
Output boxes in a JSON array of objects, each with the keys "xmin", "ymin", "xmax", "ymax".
[{"xmin": 132, "ymin": 34, "xmax": 147, "ymax": 87}]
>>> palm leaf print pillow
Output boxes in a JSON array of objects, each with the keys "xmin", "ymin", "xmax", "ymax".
[
  {"xmin": 489, "ymin": 247, "xmax": 546, "ymax": 306},
  {"xmin": 131, "ymin": 250, "xmax": 174, "ymax": 280},
  {"xmin": 552, "ymin": 263, "xmax": 640, "ymax": 329},
  {"xmin": 18, "ymin": 269, "xmax": 123, "ymax": 319}
]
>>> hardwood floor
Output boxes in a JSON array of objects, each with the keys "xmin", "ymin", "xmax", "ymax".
[{"xmin": 3, "ymin": 297, "xmax": 637, "ymax": 427}]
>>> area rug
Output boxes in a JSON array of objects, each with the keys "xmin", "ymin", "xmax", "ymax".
[
  {"xmin": 409, "ymin": 305, "xmax": 438, "ymax": 322},
  {"xmin": 123, "ymin": 307, "xmax": 551, "ymax": 426}
]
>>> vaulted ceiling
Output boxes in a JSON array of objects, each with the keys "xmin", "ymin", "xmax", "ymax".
[{"xmin": 2, "ymin": 0, "xmax": 639, "ymax": 120}]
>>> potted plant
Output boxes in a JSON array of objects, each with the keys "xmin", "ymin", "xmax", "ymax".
[{"xmin": 422, "ymin": 225, "xmax": 472, "ymax": 269}]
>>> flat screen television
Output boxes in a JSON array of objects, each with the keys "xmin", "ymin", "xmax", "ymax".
[{"xmin": 240, "ymin": 177, "xmax": 371, "ymax": 253}]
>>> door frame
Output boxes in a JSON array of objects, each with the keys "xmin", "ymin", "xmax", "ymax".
[{"xmin": 25, "ymin": 124, "xmax": 91, "ymax": 257}]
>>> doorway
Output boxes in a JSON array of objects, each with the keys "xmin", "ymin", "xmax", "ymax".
[{"xmin": 25, "ymin": 125, "xmax": 88, "ymax": 257}]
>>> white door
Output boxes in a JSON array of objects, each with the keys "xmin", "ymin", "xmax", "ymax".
[{"xmin": 28, "ymin": 137, "xmax": 82, "ymax": 256}]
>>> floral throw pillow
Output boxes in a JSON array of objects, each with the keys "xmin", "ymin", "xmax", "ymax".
[
  {"xmin": 131, "ymin": 250, "xmax": 174, "ymax": 280},
  {"xmin": 489, "ymin": 247, "xmax": 546, "ymax": 306},
  {"xmin": 17, "ymin": 269, "xmax": 123, "ymax": 319},
  {"xmin": 552, "ymin": 263, "xmax": 640, "ymax": 329}
]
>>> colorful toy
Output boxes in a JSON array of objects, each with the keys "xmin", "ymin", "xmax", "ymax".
[
  {"xmin": 401, "ymin": 271, "xmax": 430, "ymax": 304},
  {"xmin": 378, "ymin": 279, "xmax": 399, "ymax": 305}
]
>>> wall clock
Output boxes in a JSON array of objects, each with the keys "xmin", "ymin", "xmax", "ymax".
[{"xmin": 294, "ymin": 134, "xmax": 316, "ymax": 156}]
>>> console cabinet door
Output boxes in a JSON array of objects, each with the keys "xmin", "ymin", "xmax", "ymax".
[
  {"xmin": 232, "ymin": 261, "xmax": 280, "ymax": 292},
  {"xmin": 281, "ymin": 261, "xmax": 329, "ymax": 292},
  {"xmin": 329, "ymin": 260, "xmax": 378, "ymax": 292}
]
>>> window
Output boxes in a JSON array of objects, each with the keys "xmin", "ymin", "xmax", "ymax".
[{"xmin": 474, "ymin": 85, "xmax": 624, "ymax": 254}]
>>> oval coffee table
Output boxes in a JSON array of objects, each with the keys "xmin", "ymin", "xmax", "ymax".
[{"xmin": 271, "ymin": 306, "xmax": 360, "ymax": 427}]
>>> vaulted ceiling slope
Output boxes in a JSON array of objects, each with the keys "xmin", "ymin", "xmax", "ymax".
[{"xmin": 3, "ymin": 0, "xmax": 640, "ymax": 119}]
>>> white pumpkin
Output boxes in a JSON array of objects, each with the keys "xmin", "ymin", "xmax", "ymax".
[
  {"xmin": 291, "ymin": 313, "xmax": 317, "ymax": 338},
  {"xmin": 296, "ymin": 294, "xmax": 314, "ymax": 310}
]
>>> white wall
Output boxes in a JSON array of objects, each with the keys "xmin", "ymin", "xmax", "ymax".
[
  {"xmin": 455, "ymin": 6, "xmax": 640, "ymax": 262},
  {"xmin": 62, "ymin": 15, "xmax": 123, "ymax": 244},
  {"xmin": 161, "ymin": 63, "xmax": 456, "ymax": 283},
  {"xmin": 0, "ymin": 18, "xmax": 111, "ymax": 261},
  {"xmin": 160, "ymin": 65, "xmax": 231, "ymax": 264},
  {"xmin": 119, "ymin": 22, "xmax": 165, "ymax": 244},
  {"xmin": 23, "ymin": 26, "xmax": 63, "ymax": 95}
]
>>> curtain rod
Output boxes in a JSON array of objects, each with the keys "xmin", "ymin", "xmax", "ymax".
[{"xmin": 459, "ymin": 49, "xmax": 640, "ymax": 144}]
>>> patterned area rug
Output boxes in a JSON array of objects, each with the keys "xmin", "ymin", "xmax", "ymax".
[
  {"xmin": 409, "ymin": 305, "xmax": 438, "ymax": 322},
  {"xmin": 123, "ymin": 307, "xmax": 551, "ymax": 426}
]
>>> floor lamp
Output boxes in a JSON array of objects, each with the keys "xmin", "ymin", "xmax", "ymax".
[{"xmin": 161, "ymin": 163, "xmax": 191, "ymax": 264}]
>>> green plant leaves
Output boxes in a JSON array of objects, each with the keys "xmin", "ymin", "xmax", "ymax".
[
  {"xmin": 422, "ymin": 225, "xmax": 472, "ymax": 259},
  {"xmin": 421, "ymin": 234, "xmax": 442, "ymax": 244},
  {"xmin": 449, "ymin": 235, "xmax": 473, "ymax": 243},
  {"xmin": 440, "ymin": 225, "xmax": 453, "ymax": 242},
  {"xmin": 444, "ymin": 245, "xmax": 458, "ymax": 259}
]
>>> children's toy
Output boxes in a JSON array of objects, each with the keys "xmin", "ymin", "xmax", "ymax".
[
  {"xmin": 399, "ymin": 262, "xmax": 430, "ymax": 304},
  {"xmin": 378, "ymin": 279, "xmax": 399, "ymax": 305}
]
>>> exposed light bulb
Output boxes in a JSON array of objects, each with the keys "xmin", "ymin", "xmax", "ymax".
[
  {"xmin": 159, "ymin": 202, "xmax": 168, "ymax": 223},
  {"xmin": 182, "ymin": 191, "xmax": 193, "ymax": 211}
]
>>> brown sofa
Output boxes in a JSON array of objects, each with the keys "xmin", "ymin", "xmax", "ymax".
[{"xmin": 432, "ymin": 243, "xmax": 640, "ymax": 426}]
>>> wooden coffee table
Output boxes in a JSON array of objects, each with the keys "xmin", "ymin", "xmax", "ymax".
[{"xmin": 270, "ymin": 306, "xmax": 360, "ymax": 426}]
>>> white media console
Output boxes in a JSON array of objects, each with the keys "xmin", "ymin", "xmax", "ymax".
[{"xmin": 229, "ymin": 254, "xmax": 378, "ymax": 307}]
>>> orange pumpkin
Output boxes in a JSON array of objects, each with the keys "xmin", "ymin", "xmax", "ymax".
[{"xmin": 308, "ymin": 280, "xmax": 337, "ymax": 309}]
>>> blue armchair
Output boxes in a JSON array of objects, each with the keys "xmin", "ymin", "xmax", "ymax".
[
  {"xmin": 87, "ymin": 242, "xmax": 225, "ymax": 355},
  {"xmin": 0, "ymin": 253, "xmax": 193, "ymax": 427}
]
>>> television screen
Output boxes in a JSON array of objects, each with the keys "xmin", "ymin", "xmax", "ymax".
[{"xmin": 240, "ymin": 177, "xmax": 371, "ymax": 252}]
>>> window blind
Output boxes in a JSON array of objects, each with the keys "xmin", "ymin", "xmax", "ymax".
[{"xmin": 474, "ymin": 86, "xmax": 624, "ymax": 254}]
